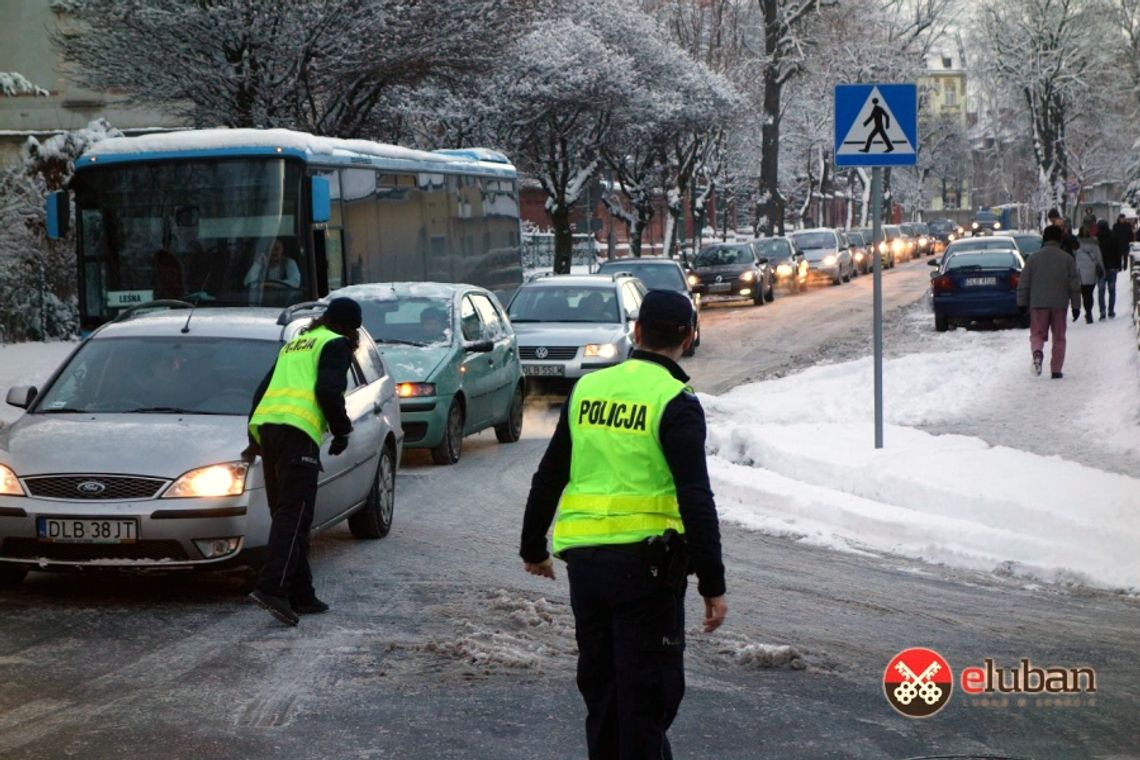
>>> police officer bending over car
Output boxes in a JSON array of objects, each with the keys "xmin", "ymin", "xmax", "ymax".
[
  {"xmin": 243, "ymin": 297, "xmax": 360, "ymax": 626},
  {"xmin": 520, "ymin": 289, "xmax": 728, "ymax": 759}
]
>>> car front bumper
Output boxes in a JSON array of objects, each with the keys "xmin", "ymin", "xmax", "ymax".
[
  {"xmin": 0, "ymin": 489, "xmax": 270, "ymax": 569},
  {"xmin": 397, "ymin": 396, "xmax": 448, "ymax": 448}
]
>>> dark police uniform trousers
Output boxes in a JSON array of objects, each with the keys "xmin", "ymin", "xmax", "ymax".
[
  {"xmin": 255, "ymin": 422, "xmax": 321, "ymax": 604},
  {"xmin": 565, "ymin": 544, "xmax": 686, "ymax": 760}
]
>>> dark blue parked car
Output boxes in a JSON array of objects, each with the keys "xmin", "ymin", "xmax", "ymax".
[{"xmin": 929, "ymin": 249, "xmax": 1026, "ymax": 332}]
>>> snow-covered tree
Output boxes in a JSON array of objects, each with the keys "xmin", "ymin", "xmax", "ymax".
[
  {"xmin": 0, "ymin": 120, "xmax": 121, "ymax": 341},
  {"xmin": 975, "ymin": 0, "xmax": 1116, "ymax": 215},
  {"xmin": 53, "ymin": 0, "xmax": 522, "ymax": 136}
]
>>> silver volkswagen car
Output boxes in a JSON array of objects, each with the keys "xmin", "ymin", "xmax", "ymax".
[
  {"xmin": 506, "ymin": 273, "xmax": 646, "ymax": 389},
  {"xmin": 0, "ymin": 304, "xmax": 402, "ymax": 587}
]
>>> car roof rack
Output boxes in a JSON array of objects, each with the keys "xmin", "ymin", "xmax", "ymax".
[
  {"xmin": 276, "ymin": 300, "xmax": 324, "ymax": 326},
  {"xmin": 110, "ymin": 299, "xmax": 195, "ymax": 323}
]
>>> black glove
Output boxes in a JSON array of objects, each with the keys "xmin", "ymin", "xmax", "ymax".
[
  {"xmin": 240, "ymin": 441, "xmax": 261, "ymax": 463},
  {"xmin": 328, "ymin": 435, "xmax": 350, "ymax": 456},
  {"xmin": 1072, "ymin": 307, "xmax": 1080, "ymax": 322}
]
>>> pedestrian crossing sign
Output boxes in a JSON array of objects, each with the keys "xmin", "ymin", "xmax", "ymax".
[{"xmin": 834, "ymin": 83, "xmax": 917, "ymax": 167}]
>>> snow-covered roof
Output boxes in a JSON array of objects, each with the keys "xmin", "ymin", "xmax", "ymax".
[{"xmin": 82, "ymin": 128, "xmax": 516, "ymax": 175}]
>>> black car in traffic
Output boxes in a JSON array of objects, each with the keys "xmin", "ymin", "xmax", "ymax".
[{"xmin": 687, "ymin": 242, "xmax": 773, "ymax": 307}]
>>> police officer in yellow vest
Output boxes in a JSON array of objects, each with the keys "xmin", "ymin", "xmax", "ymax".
[
  {"xmin": 243, "ymin": 297, "xmax": 360, "ymax": 626},
  {"xmin": 521, "ymin": 289, "xmax": 728, "ymax": 759}
]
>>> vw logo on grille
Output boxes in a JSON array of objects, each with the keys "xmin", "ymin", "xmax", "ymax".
[
  {"xmin": 76, "ymin": 480, "xmax": 106, "ymax": 495},
  {"xmin": 715, "ymin": 275, "xmax": 723, "ymax": 283},
  {"xmin": 535, "ymin": 346, "xmax": 549, "ymax": 359}
]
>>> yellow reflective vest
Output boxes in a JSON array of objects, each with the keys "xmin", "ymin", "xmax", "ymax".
[
  {"xmin": 552, "ymin": 359, "xmax": 687, "ymax": 556},
  {"xmin": 249, "ymin": 326, "xmax": 342, "ymax": 446}
]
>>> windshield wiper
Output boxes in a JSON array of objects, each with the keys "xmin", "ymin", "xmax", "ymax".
[
  {"xmin": 377, "ymin": 339, "xmax": 427, "ymax": 347},
  {"xmin": 38, "ymin": 407, "xmax": 87, "ymax": 414},
  {"xmin": 509, "ymin": 318, "xmax": 541, "ymax": 323},
  {"xmin": 127, "ymin": 406, "xmax": 196, "ymax": 414}
]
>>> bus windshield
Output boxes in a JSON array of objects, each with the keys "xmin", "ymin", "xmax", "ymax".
[{"xmin": 73, "ymin": 158, "xmax": 305, "ymax": 325}]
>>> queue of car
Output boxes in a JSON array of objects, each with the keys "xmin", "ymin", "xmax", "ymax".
[{"xmin": 0, "ymin": 220, "xmax": 988, "ymax": 586}]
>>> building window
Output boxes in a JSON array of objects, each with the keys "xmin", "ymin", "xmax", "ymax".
[
  {"xmin": 942, "ymin": 55, "xmax": 953, "ymax": 69},
  {"xmin": 943, "ymin": 79, "xmax": 957, "ymax": 107}
]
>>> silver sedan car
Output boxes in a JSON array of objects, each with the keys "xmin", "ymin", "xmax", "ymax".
[{"xmin": 0, "ymin": 304, "xmax": 402, "ymax": 587}]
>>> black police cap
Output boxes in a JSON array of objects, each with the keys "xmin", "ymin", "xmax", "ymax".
[
  {"xmin": 638, "ymin": 289, "xmax": 694, "ymax": 330},
  {"xmin": 324, "ymin": 297, "xmax": 362, "ymax": 330}
]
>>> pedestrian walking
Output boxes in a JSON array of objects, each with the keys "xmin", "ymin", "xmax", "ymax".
[
  {"xmin": 1111, "ymin": 213, "xmax": 1135, "ymax": 293},
  {"xmin": 1046, "ymin": 208, "xmax": 1079, "ymax": 255},
  {"xmin": 520, "ymin": 289, "xmax": 727, "ymax": 759},
  {"xmin": 243, "ymin": 297, "xmax": 361, "ymax": 626},
  {"xmin": 1095, "ymin": 219, "xmax": 1121, "ymax": 319},
  {"xmin": 1017, "ymin": 225, "xmax": 1081, "ymax": 379},
  {"xmin": 1075, "ymin": 224, "xmax": 1104, "ymax": 324}
]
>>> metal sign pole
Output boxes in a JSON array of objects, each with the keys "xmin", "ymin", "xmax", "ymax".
[{"xmin": 871, "ymin": 167, "xmax": 884, "ymax": 449}]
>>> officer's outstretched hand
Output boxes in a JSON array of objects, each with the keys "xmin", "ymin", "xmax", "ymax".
[
  {"xmin": 240, "ymin": 442, "xmax": 261, "ymax": 463},
  {"xmin": 524, "ymin": 557, "xmax": 556, "ymax": 580},
  {"xmin": 703, "ymin": 595, "xmax": 728, "ymax": 633},
  {"xmin": 328, "ymin": 435, "xmax": 350, "ymax": 456}
]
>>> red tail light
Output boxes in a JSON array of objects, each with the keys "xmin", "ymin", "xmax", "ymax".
[
  {"xmin": 1009, "ymin": 271, "xmax": 1020, "ymax": 288},
  {"xmin": 932, "ymin": 274, "xmax": 955, "ymax": 294}
]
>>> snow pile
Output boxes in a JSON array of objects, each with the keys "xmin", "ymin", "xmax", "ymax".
[
  {"xmin": 716, "ymin": 640, "xmax": 806, "ymax": 670},
  {"xmin": 701, "ymin": 302, "xmax": 1140, "ymax": 592},
  {"xmin": 0, "ymin": 73, "xmax": 48, "ymax": 98}
]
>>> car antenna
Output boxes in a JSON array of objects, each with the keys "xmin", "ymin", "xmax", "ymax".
[{"xmin": 181, "ymin": 272, "xmax": 211, "ymax": 334}]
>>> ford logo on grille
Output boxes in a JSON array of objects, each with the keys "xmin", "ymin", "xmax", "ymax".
[
  {"xmin": 76, "ymin": 480, "xmax": 106, "ymax": 495},
  {"xmin": 535, "ymin": 346, "xmax": 549, "ymax": 359}
]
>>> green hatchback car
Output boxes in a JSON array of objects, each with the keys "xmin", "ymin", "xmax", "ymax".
[{"xmin": 326, "ymin": 283, "xmax": 525, "ymax": 464}]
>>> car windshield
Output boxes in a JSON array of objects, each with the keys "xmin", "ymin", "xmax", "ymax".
[
  {"xmin": 508, "ymin": 285, "xmax": 620, "ymax": 323},
  {"xmin": 974, "ymin": 212, "xmax": 998, "ymax": 223},
  {"xmin": 912, "ymin": 223, "xmax": 929, "ymax": 234},
  {"xmin": 945, "ymin": 252, "xmax": 1020, "ymax": 270},
  {"xmin": 1012, "ymin": 235, "xmax": 1042, "ymax": 255},
  {"xmin": 847, "ymin": 232, "xmax": 864, "ymax": 245},
  {"xmin": 693, "ymin": 246, "xmax": 752, "ymax": 266},
  {"xmin": 34, "ymin": 336, "xmax": 281, "ymax": 415},
  {"xmin": 359, "ymin": 297, "xmax": 452, "ymax": 346},
  {"xmin": 597, "ymin": 262, "xmax": 685, "ymax": 290},
  {"xmin": 790, "ymin": 232, "xmax": 835, "ymax": 250},
  {"xmin": 883, "ymin": 225, "xmax": 902, "ymax": 237},
  {"xmin": 752, "ymin": 239, "xmax": 789, "ymax": 258},
  {"xmin": 929, "ymin": 220, "xmax": 954, "ymax": 233}
]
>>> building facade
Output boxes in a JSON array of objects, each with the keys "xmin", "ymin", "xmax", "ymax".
[{"xmin": 920, "ymin": 42, "xmax": 971, "ymax": 213}]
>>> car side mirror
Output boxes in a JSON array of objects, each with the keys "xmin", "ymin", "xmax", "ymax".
[
  {"xmin": 6, "ymin": 385, "xmax": 37, "ymax": 409},
  {"xmin": 927, "ymin": 259, "xmax": 940, "ymax": 267},
  {"xmin": 464, "ymin": 339, "xmax": 494, "ymax": 353},
  {"xmin": 757, "ymin": 257, "xmax": 769, "ymax": 265},
  {"xmin": 626, "ymin": 309, "xmax": 639, "ymax": 321},
  {"xmin": 794, "ymin": 251, "xmax": 804, "ymax": 260}
]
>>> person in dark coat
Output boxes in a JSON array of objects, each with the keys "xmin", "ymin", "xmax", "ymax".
[
  {"xmin": 520, "ymin": 290, "xmax": 727, "ymax": 759},
  {"xmin": 1112, "ymin": 213, "xmax": 1135, "ymax": 287},
  {"xmin": 1017, "ymin": 225, "xmax": 1082, "ymax": 378},
  {"xmin": 1046, "ymin": 208, "xmax": 1079, "ymax": 255},
  {"xmin": 243, "ymin": 298, "xmax": 360, "ymax": 626},
  {"xmin": 1096, "ymin": 219, "xmax": 1122, "ymax": 319}
]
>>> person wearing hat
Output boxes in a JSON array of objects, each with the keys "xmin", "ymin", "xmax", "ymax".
[
  {"xmin": 520, "ymin": 289, "xmax": 727, "ymax": 758},
  {"xmin": 243, "ymin": 297, "xmax": 362, "ymax": 626},
  {"xmin": 1046, "ymin": 208, "xmax": 1079, "ymax": 255}
]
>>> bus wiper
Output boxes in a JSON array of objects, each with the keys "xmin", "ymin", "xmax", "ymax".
[{"xmin": 377, "ymin": 339, "xmax": 427, "ymax": 346}]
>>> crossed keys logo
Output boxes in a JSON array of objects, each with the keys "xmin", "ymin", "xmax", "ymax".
[{"xmin": 883, "ymin": 647, "xmax": 953, "ymax": 718}]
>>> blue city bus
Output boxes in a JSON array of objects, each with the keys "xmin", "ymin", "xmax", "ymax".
[{"xmin": 45, "ymin": 129, "xmax": 523, "ymax": 331}]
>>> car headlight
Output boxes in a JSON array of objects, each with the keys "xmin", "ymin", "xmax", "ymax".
[
  {"xmin": 776, "ymin": 263, "xmax": 792, "ymax": 276},
  {"xmin": 687, "ymin": 274, "xmax": 699, "ymax": 286},
  {"xmin": 919, "ymin": 236, "xmax": 929, "ymax": 246},
  {"xmin": 891, "ymin": 240, "xmax": 904, "ymax": 252},
  {"xmin": 948, "ymin": 233, "xmax": 956, "ymax": 241},
  {"xmin": 739, "ymin": 271, "xmax": 755, "ymax": 282},
  {"xmin": 397, "ymin": 382, "xmax": 436, "ymax": 398},
  {"xmin": 822, "ymin": 255, "xmax": 837, "ymax": 266},
  {"xmin": 0, "ymin": 464, "xmax": 25, "ymax": 496},
  {"xmin": 163, "ymin": 462, "xmax": 249, "ymax": 499},
  {"xmin": 972, "ymin": 222, "xmax": 979, "ymax": 229},
  {"xmin": 994, "ymin": 222, "xmax": 1002, "ymax": 230},
  {"xmin": 879, "ymin": 242, "xmax": 888, "ymax": 253},
  {"xmin": 584, "ymin": 343, "xmax": 619, "ymax": 359},
  {"xmin": 854, "ymin": 252, "xmax": 864, "ymax": 261}
]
